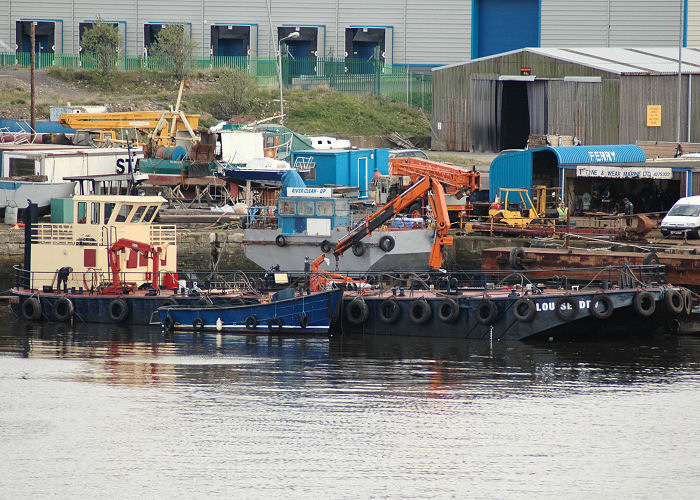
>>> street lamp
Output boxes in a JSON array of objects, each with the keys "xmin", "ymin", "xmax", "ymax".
[{"xmin": 278, "ymin": 31, "xmax": 300, "ymax": 125}]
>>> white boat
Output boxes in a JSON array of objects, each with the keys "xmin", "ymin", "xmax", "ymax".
[{"xmin": 0, "ymin": 178, "xmax": 77, "ymax": 213}]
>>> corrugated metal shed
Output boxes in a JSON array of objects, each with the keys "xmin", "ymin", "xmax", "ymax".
[{"xmin": 488, "ymin": 144, "xmax": 646, "ymax": 200}]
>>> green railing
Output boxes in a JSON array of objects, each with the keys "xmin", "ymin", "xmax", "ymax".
[{"xmin": 1, "ymin": 52, "xmax": 432, "ymax": 111}]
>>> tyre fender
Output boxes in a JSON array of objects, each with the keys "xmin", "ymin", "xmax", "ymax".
[
  {"xmin": 275, "ymin": 234, "xmax": 287, "ymax": 247},
  {"xmin": 346, "ymin": 298, "xmax": 369, "ymax": 325},
  {"xmin": 53, "ymin": 297, "xmax": 74, "ymax": 322},
  {"xmin": 408, "ymin": 299, "xmax": 432, "ymax": 324},
  {"xmin": 192, "ymin": 317, "xmax": 205, "ymax": 332},
  {"xmin": 665, "ymin": 289, "xmax": 684, "ymax": 315},
  {"xmin": 378, "ymin": 299, "xmax": 401, "ymax": 324},
  {"xmin": 21, "ymin": 297, "xmax": 42, "ymax": 321},
  {"xmin": 633, "ymin": 291, "xmax": 656, "ymax": 317},
  {"xmin": 589, "ymin": 294, "xmax": 614, "ymax": 320},
  {"xmin": 108, "ymin": 298, "xmax": 129, "ymax": 323},
  {"xmin": 437, "ymin": 298, "xmax": 460, "ymax": 323},
  {"xmin": 475, "ymin": 299, "xmax": 498, "ymax": 325},
  {"xmin": 512, "ymin": 297, "xmax": 536, "ymax": 322},
  {"xmin": 379, "ymin": 235, "xmax": 395, "ymax": 252},
  {"xmin": 554, "ymin": 296, "xmax": 579, "ymax": 321},
  {"xmin": 245, "ymin": 315, "xmax": 258, "ymax": 330}
]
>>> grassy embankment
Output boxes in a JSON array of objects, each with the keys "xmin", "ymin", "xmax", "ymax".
[{"xmin": 0, "ymin": 67, "xmax": 431, "ymax": 139}]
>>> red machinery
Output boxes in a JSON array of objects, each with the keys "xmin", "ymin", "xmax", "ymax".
[{"xmin": 103, "ymin": 238, "xmax": 162, "ymax": 294}]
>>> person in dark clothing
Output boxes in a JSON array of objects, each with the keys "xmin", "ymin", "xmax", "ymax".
[
  {"xmin": 57, "ymin": 266, "xmax": 72, "ymax": 292},
  {"xmin": 623, "ymin": 197, "xmax": 634, "ymax": 215}
]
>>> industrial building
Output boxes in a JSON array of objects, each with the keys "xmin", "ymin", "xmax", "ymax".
[
  {"xmin": 432, "ymin": 47, "xmax": 700, "ymax": 152},
  {"xmin": 1, "ymin": 1, "xmax": 699, "ymax": 70}
]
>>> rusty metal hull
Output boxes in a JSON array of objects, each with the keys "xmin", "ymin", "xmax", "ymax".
[{"xmin": 482, "ymin": 247, "xmax": 700, "ymax": 287}]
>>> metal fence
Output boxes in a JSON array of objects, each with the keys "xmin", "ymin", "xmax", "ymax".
[{"xmin": 2, "ymin": 52, "xmax": 432, "ymax": 111}]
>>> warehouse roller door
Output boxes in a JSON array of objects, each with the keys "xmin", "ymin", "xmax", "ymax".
[{"xmin": 474, "ymin": 0, "xmax": 539, "ymax": 58}]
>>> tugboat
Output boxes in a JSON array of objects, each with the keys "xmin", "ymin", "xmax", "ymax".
[{"xmin": 9, "ymin": 194, "xmax": 252, "ymax": 324}]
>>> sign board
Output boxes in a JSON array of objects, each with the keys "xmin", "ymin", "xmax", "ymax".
[
  {"xmin": 646, "ymin": 105, "xmax": 661, "ymax": 127},
  {"xmin": 287, "ymin": 187, "xmax": 332, "ymax": 198},
  {"xmin": 576, "ymin": 165, "xmax": 672, "ymax": 179}
]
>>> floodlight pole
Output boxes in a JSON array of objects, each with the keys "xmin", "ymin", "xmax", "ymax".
[{"xmin": 278, "ymin": 31, "xmax": 300, "ymax": 125}]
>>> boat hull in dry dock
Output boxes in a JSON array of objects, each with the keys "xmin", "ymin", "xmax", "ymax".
[
  {"xmin": 243, "ymin": 228, "xmax": 434, "ymax": 272},
  {"xmin": 333, "ymin": 286, "xmax": 691, "ymax": 341}
]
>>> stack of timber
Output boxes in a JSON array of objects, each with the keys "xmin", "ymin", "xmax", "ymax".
[{"xmin": 635, "ymin": 140, "xmax": 700, "ymax": 159}]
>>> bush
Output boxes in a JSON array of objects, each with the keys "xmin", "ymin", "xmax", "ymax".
[
  {"xmin": 150, "ymin": 25, "xmax": 197, "ymax": 79},
  {"xmin": 80, "ymin": 18, "xmax": 122, "ymax": 75}
]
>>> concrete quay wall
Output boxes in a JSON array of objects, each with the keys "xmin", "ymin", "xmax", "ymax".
[{"xmin": 0, "ymin": 227, "xmax": 528, "ymax": 275}]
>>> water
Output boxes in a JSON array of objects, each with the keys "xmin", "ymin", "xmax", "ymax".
[{"xmin": 1, "ymin": 312, "xmax": 699, "ymax": 499}]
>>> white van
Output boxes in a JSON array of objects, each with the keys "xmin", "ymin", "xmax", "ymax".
[{"xmin": 660, "ymin": 195, "xmax": 700, "ymax": 238}]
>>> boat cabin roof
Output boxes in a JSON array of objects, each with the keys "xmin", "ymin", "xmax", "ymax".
[{"xmin": 72, "ymin": 194, "xmax": 167, "ymax": 204}]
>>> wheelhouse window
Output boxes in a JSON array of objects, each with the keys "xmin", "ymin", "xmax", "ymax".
[
  {"xmin": 143, "ymin": 205, "xmax": 158, "ymax": 222},
  {"xmin": 91, "ymin": 202, "xmax": 100, "ymax": 224},
  {"xmin": 279, "ymin": 200, "xmax": 296, "ymax": 215},
  {"xmin": 129, "ymin": 205, "xmax": 147, "ymax": 223},
  {"xmin": 77, "ymin": 202, "xmax": 87, "ymax": 224},
  {"xmin": 104, "ymin": 203, "xmax": 115, "ymax": 224},
  {"xmin": 115, "ymin": 204, "xmax": 133, "ymax": 222},
  {"xmin": 298, "ymin": 201, "xmax": 314, "ymax": 216},
  {"xmin": 316, "ymin": 200, "xmax": 333, "ymax": 216}
]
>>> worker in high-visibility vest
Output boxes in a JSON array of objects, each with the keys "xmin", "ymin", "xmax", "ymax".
[{"xmin": 557, "ymin": 201, "xmax": 569, "ymax": 225}]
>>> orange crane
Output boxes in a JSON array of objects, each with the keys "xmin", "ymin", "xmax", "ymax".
[
  {"xmin": 102, "ymin": 238, "xmax": 162, "ymax": 294},
  {"xmin": 310, "ymin": 175, "xmax": 453, "ymax": 291},
  {"xmin": 386, "ymin": 157, "xmax": 481, "ymax": 216}
]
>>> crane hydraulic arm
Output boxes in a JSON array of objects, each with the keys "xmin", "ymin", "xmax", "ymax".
[
  {"xmin": 104, "ymin": 238, "xmax": 161, "ymax": 294},
  {"xmin": 388, "ymin": 157, "xmax": 481, "ymax": 196},
  {"xmin": 334, "ymin": 176, "xmax": 453, "ymax": 270}
]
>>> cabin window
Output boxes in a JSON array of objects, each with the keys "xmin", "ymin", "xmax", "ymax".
[
  {"xmin": 316, "ymin": 201, "xmax": 333, "ymax": 216},
  {"xmin": 77, "ymin": 202, "xmax": 87, "ymax": 224},
  {"xmin": 279, "ymin": 200, "xmax": 296, "ymax": 215},
  {"xmin": 115, "ymin": 204, "xmax": 133, "ymax": 222},
  {"xmin": 335, "ymin": 199, "xmax": 350, "ymax": 216},
  {"xmin": 298, "ymin": 201, "xmax": 314, "ymax": 216},
  {"xmin": 90, "ymin": 203, "xmax": 100, "ymax": 224},
  {"xmin": 104, "ymin": 203, "xmax": 115, "ymax": 224},
  {"xmin": 129, "ymin": 205, "xmax": 146, "ymax": 223},
  {"xmin": 144, "ymin": 205, "xmax": 158, "ymax": 222},
  {"xmin": 9, "ymin": 158, "xmax": 35, "ymax": 177}
]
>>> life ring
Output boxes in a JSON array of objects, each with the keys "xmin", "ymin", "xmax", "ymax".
[
  {"xmin": 643, "ymin": 252, "xmax": 660, "ymax": 266},
  {"xmin": 475, "ymin": 299, "xmax": 498, "ymax": 325},
  {"xmin": 159, "ymin": 297, "xmax": 177, "ymax": 308},
  {"xmin": 633, "ymin": 291, "xmax": 656, "ymax": 317},
  {"xmin": 346, "ymin": 298, "xmax": 369, "ymax": 325},
  {"xmin": 245, "ymin": 315, "xmax": 258, "ymax": 330},
  {"xmin": 21, "ymin": 297, "xmax": 42, "ymax": 321},
  {"xmin": 192, "ymin": 317, "xmax": 205, "ymax": 332},
  {"xmin": 299, "ymin": 313, "xmax": 309, "ymax": 329},
  {"xmin": 378, "ymin": 299, "xmax": 401, "ymax": 324},
  {"xmin": 352, "ymin": 241, "xmax": 366, "ymax": 257},
  {"xmin": 379, "ymin": 235, "xmax": 395, "ymax": 252},
  {"xmin": 512, "ymin": 297, "xmax": 536, "ymax": 322},
  {"xmin": 554, "ymin": 296, "xmax": 579, "ymax": 321},
  {"xmin": 509, "ymin": 247, "xmax": 525, "ymax": 270},
  {"xmin": 162, "ymin": 314, "xmax": 175, "ymax": 331},
  {"xmin": 682, "ymin": 288, "xmax": 693, "ymax": 315},
  {"xmin": 53, "ymin": 297, "xmax": 74, "ymax": 322},
  {"xmin": 589, "ymin": 294, "xmax": 614, "ymax": 320},
  {"xmin": 665, "ymin": 289, "xmax": 684, "ymax": 315},
  {"xmin": 320, "ymin": 240, "xmax": 333, "ymax": 253},
  {"xmin": 437, "ymin": 298, "xmax": 460, "ymax": 323},
  {"xmin": 275, "ymin": 234, "xmax": 287, "ymax": 247},
  {"xmin": 108, "ymin": 298, "xmax": 129, "ymax": 323},
  {"xmin": 268, "ymin": 317, "xmax": 283, "ymax": 330}
]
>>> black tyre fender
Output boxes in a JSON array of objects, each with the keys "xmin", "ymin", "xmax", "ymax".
[
  {"xmin": 268, "ymin": 317, "xmax": 283, "ymax": 330},
  {"xmin": 633, "ymin": 291, "xmax": 656, "ymax": 317},
  {"xmin": 665, "ymin": 288, "xmax": 684, "ymax": 315},
  {"xmin": 509, "ymin": 247, "xmax": 525, "ymax": 270},
  {"xmin": 589, "ymin": 294, "xmax": 614, "ymax": 320},
  {"xmin": 437, "ymin": 298, "xmax": 460, "ymax": 323},
  {"xmin": 108, "ymin": 298, "xmax": 129, "ymax": 323},
  {"xmin": 346, "ymin": 298, "xmax": 369, "ymax": 325},
  {"xmin": 21, "ymin": 297, "xmax": 42, "ymax": 321},
  {"xmin": 668, "ymin": 318, "xmax": 681, "ymax": 333},
  {"xmin": 162, "ymin": 314, "xmax": 175, "ymax": 331},
  {"xmin": 378, "ymin": 299, "xmax": 401, "ymax": 324},
  {"xmin": 352, "ymin": 241, "xmax": 366, "ymax": 257},
  {"xmin": 475, "ymin": 299, "xmax": 499, "ymax": 325},
  {"xmin": 379, "ymin": 235, "xmax": 395, "ymax": 252},
  {"xmin": 159, "ymin": 297, "xmax": 177, "ymax": 308},
  {"xmin": 643, "ymin": 252, "xmax": 660, "ymax": 266},
  {"xmin": 554, "ymin": 296, "xmax": 579, "ymax": 321},
  {"xmin": 512, "ymin": 297, "xmax": 536, "ymax": 322},
  {"xmin": 275, "ymin": 234, "xmax": 287, "ymax": 247},
  {"xmin": 408, "ymin": 299, "xmax": 432, "ymax": 324},
  {"xmin": 245, "ymin": 315, "xmax": 258, "ymax": 330},
  {"xmin": 320, "ymin": 240, "xmax": 332, "ymax": 253},
  {"xmin": 299, "ymin": 313, "xmax": 309, "ymax": 329},
  {"xmin": 192, "ymin": 317, "xmax": 205, "ymax": 332},
  {"xmin": 53, "ymin": 297, "xmax": 74, "ymax": 322},
  {"xmin": 682, "ymin": 288, "xmax": 693, "ymax": 315}
]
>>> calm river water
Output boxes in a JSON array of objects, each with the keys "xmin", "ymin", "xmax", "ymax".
[{"xmin": 1, "ymin": 310, "xmax": 698, "ymax": 499}]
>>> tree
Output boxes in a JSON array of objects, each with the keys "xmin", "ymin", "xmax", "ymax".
[
  {"xmin": 210, "ymin": 70, "xmax": 257, "ymax": 119},
  {"xmin": 80, "ymin": 17, "xmax": 122, "ymax": 75},
  {"xmin": 151, "ymin": 24, "xmax": 197, "ymax": 79}
]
